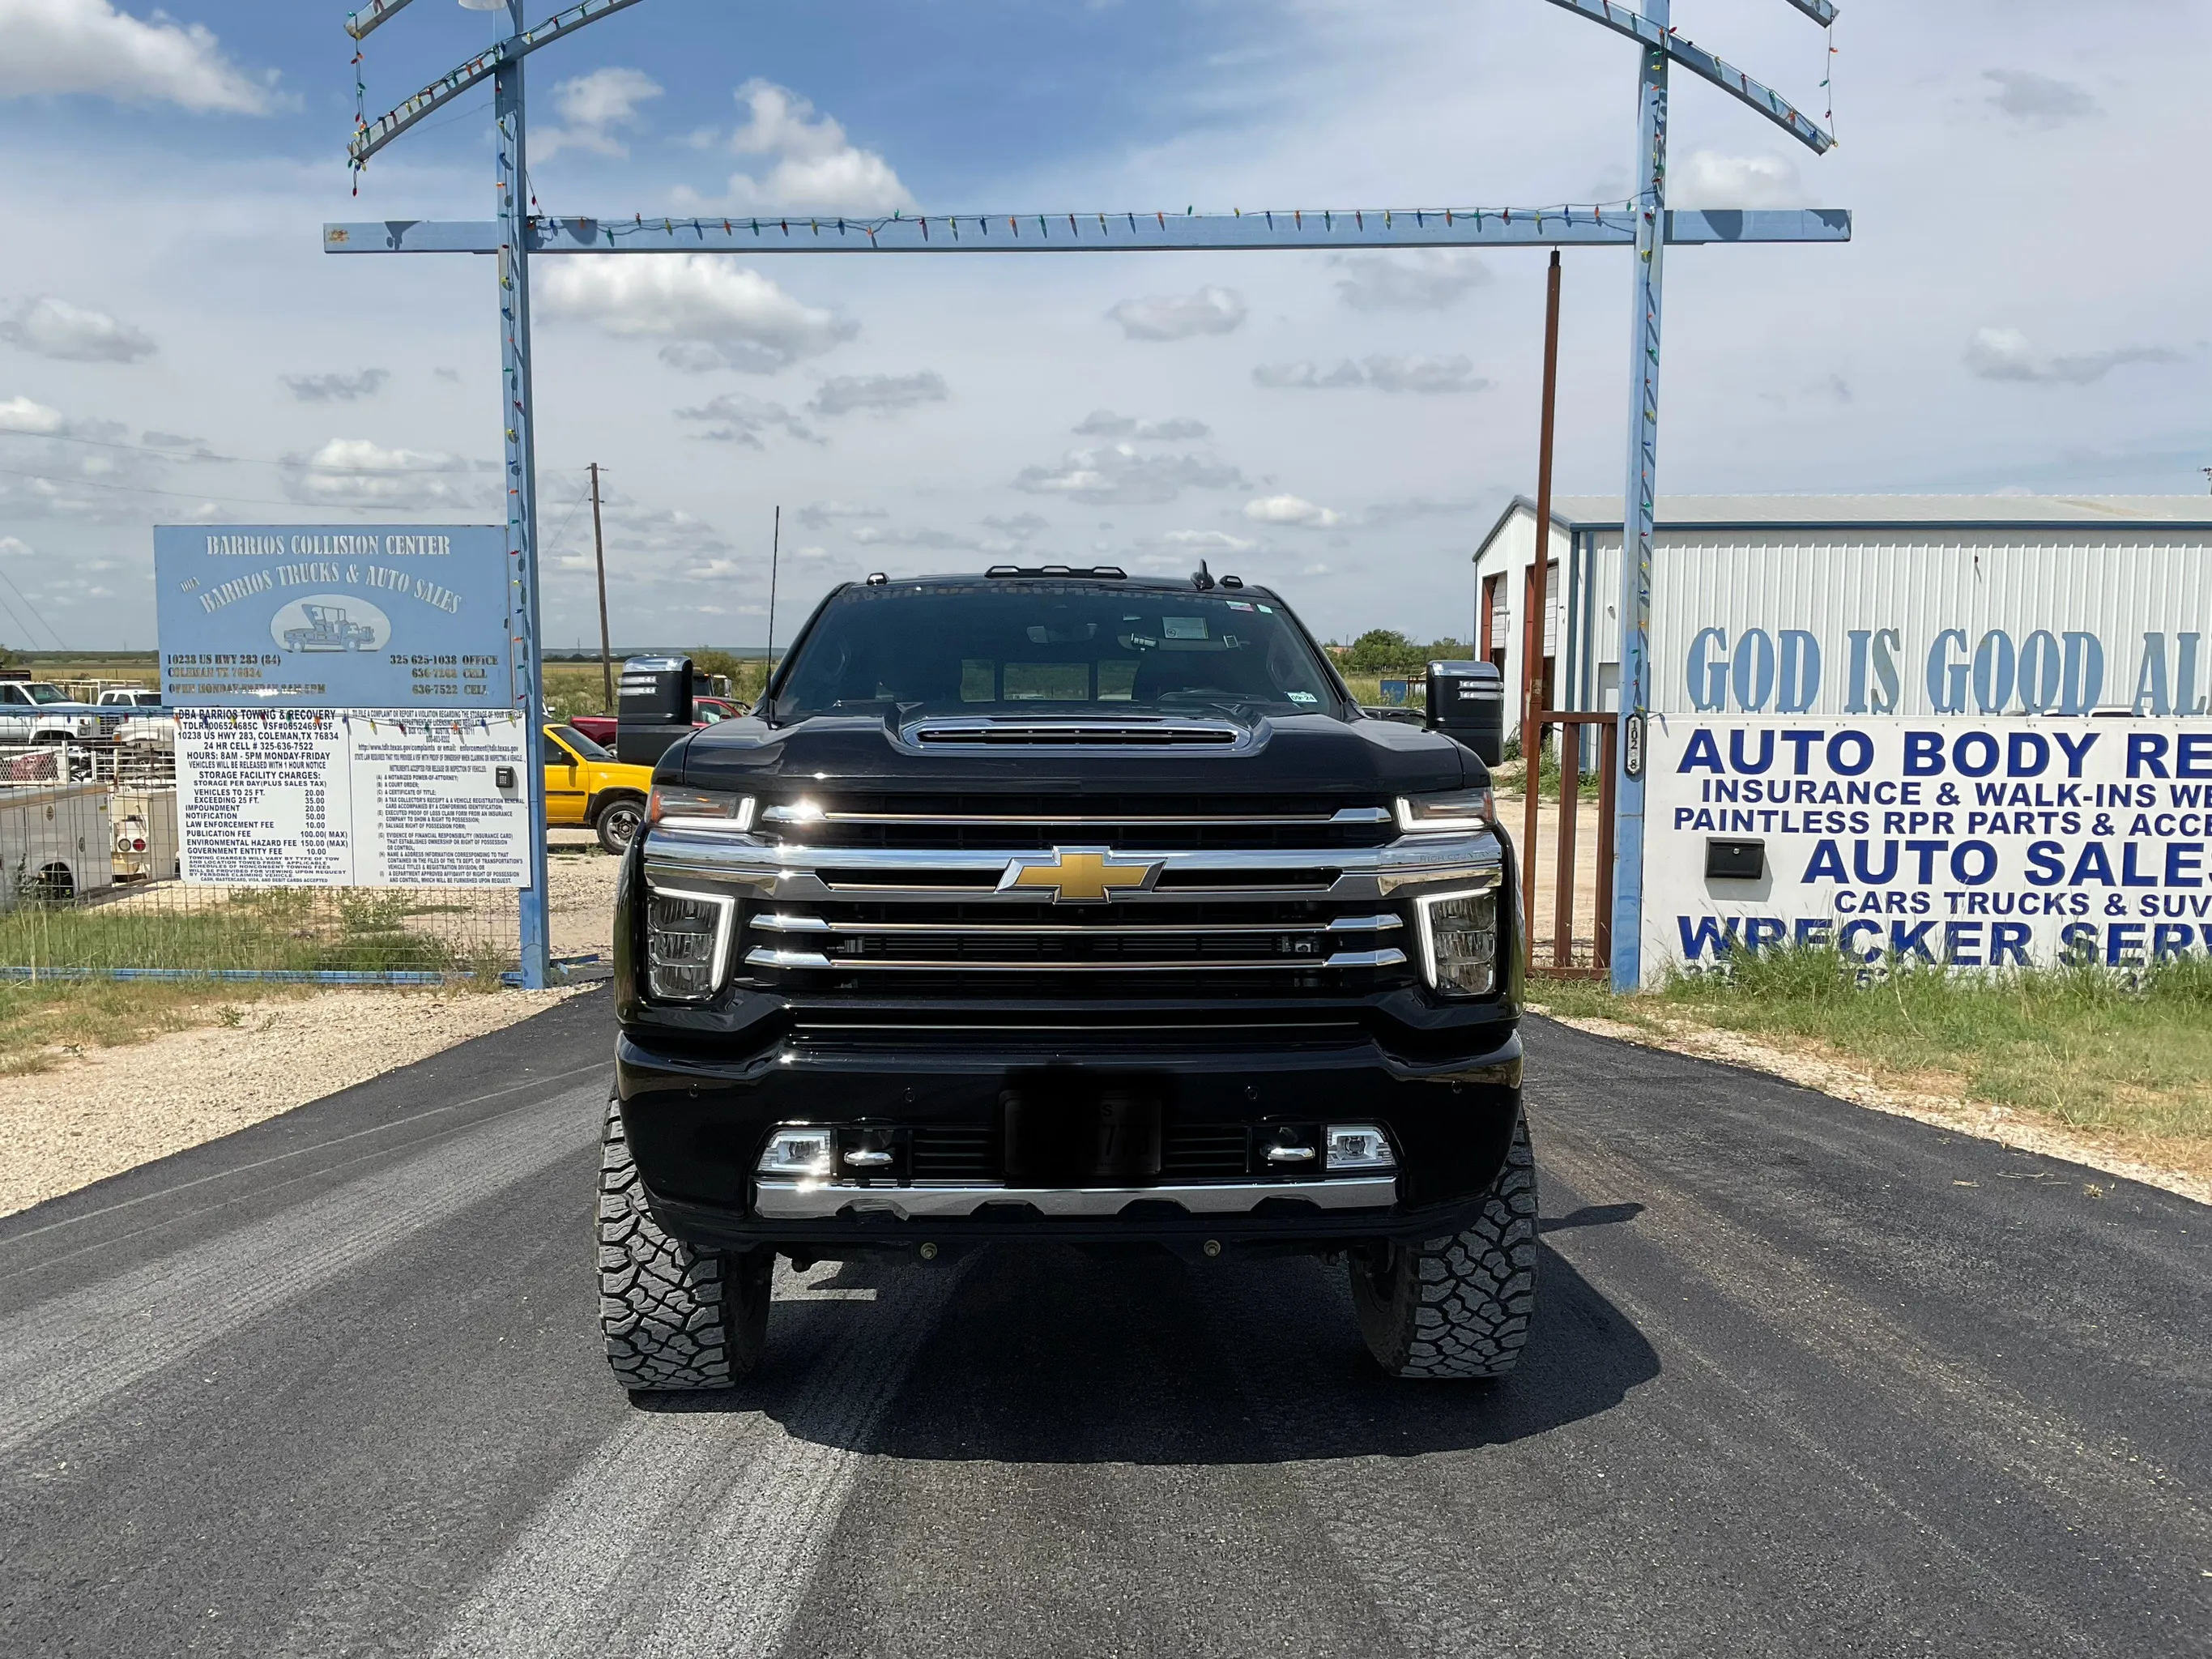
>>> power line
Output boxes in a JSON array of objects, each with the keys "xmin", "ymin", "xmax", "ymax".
[{"xmin": 0, "ymin": 565, "xmax": 64, "ymax": 651}]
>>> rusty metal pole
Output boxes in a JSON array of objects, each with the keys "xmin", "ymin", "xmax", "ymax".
[
  {"xmin": 589, "ymin": 461, "xmax": 613, "ymax": 714},
  {"xmin": 1520, "ymin": 249, "xmax": 1562, "ymax": 968}
]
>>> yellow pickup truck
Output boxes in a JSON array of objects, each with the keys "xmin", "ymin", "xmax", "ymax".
[{"xmin": 543, "ymin": 723, "xmax": 657, "ymax": 854}]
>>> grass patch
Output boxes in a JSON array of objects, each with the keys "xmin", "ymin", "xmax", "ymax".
[
  {"xmin": 0, "ymin": 889, "xmax": 506, "ymax": 979},
  {"xmin": 1537, "ymin": 947, "xmax": 2212, "ymax": 1166},
  {"xmin": 0, "ymin": 977, "xmax": 304, "ymax": 1077}
]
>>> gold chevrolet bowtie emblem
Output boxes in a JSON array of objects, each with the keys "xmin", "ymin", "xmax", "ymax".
[{"xmin": 999, "ymin": 847, "xmax": 1162, "ymax": 904}]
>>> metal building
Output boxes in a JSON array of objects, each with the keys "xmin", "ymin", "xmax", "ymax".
[{"xmin": 1473, "ymin": 495, "xmax": 2212, "ymax": 729}]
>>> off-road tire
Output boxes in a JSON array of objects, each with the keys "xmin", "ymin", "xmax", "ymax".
[
  {"xmin": 598, "ymin": 1099, "xmax": 769, "ymax": 1392},
  {"xmin": 1349, "ymin": 1111, "xmax": 1538, "ymax": 1380},
  {"xmin": 594, "ymin": 793, "xmax": 646, "ymax": 856}
]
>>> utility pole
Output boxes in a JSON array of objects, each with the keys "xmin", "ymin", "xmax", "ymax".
[
  {"xmin": 765, "ymin": 504, "xmax": 781, "ymax": 690},
  {"xmin": 589, "ymin": 461, "xmax": 613, "ymax": 712},
  {"xmin": 1521, "ymin": 249, "xmax": 1562, "ymax": 968}
]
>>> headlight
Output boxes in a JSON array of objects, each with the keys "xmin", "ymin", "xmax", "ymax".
[
  {"xmin": 757, "ymin": 1128, "xmax": 833, "ymax": 1179},
  {"xmin": 643, "ymin": 885, "xmax": 735, "ymax": 1000},
  {"xmin": 1413, "ymin": 886, "xmax": 1498, "ymax": 997},
  {"xmin": 647, "ymin": 787, "xmax": 755, "ymax": 831},
  {"xmin": 1395, "ymin": 788, "xmax": 1494, "ymax": 834}
]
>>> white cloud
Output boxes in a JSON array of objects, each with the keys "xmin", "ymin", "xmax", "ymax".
[
  {"xmin": 1244, "ymin": 494, "xmax": 1343, "ymax": 528},
  {"xmin": 0, "ymin": 0, "xmax": 273, "ymax": 112},
  {"xmin": 0, "ymin": 394, "xmax": 66, "ymax": 434},
  {"xmin": 1156, "ymin": 529, "xmax": 1257, "ymax": 552},
  {"xmin": 1106, "ymin": 286, "xmax": 1247, "ymax": 342},
  {"xmin": 981, "ymin": 513, "xmax": 1049, "ymax": 543},
  {"xmin": 1328, "ymin": 251, "xmax": 1490, "ymax": 312},
  {"xmin": 0, "ymin": 296, "xmax": 156, "ymax": 363},
  {"xmin": 672, "ymin": 392, "xmax": 821, "ymax": 448},
  {"xmin": 280, "ymin": 439, "xmax": 492, "ymax": 510},
  {"xmin": 1984, "ymin": 70, "xmax": 2097, "ymax": 126},
  {"xmin": 680, "ymin": 80, "xmax": 914, "ymax": 214},
  {"xmin": 535, "ymin": 67, "xmax": 663, "ymax": 160},
  {"xmin": 809, "ymin": 371, "xmax": 948, "ymax": 418},
  {"xmin": 1963, "ymin": 326, "xmax": 2181, "ymax": 386},
  {"xmin": 1673, "ymin": 151, "xmax": 1804, "ymax": 210},
  {"xmin": 1362, "ymin": 354, "xmax": 1488, "ymax": 394},
  {"xmin": 281, "ymin": 369, "xmax": 387, "ymax": 403},
  {"xmin": 798, "ymin": 501, "xmax": 889, "ymax": 529},
  {"xmin": 0, "ymin": 535, "xmax": 33, "ymax": 558},
  {"xmin": 850, "ymin": 524, "xmax": 984, "ymax": 551},
  {"xmin": 1253, "ymin": 356, "xmax": 1486, "ymax": 394},
  {"xmin": 1073, "ymin": 410, "xmax": 1209, "ymax": 441},
  {"xmin": 539, "ymin": 255, "xmax": 857, "ymax": 373},
  {"xmin": 0, "ymin": 394, "xmax": 164, "ymax": 522},
  {"xmin": 1014, "ymin": 445, "xmax": 1246, "ymax": 505},
  {"xmin": 1254, "ymin": 360, "xmax": 1365, "ymax": 390}
]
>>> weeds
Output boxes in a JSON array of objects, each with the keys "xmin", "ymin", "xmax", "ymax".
[{"xmin": 1539, "ymin": 945, "xmax": 2212, "ymax": 1169}]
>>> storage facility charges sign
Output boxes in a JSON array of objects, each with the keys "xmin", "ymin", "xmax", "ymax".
[
  {"xmin": 176, "ymin": 709, "xmax": 530, "ymax": 889},
  {"xmin": 1642, "ymin": 715, "xmax": 2212, "ymax": 984},
  {"xmin": 154, "ymin": 525, "xmax": 511, "ymax": 709}
]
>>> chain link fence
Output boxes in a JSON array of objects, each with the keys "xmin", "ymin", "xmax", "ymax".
[{"xmin": 0, "ymin": 736, "xmax": 521, "ymax": 983}]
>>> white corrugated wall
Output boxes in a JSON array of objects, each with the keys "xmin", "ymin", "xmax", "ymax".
[{"xmin": 1572, "ymin": 527, "xmax": 2212, "ymax": 718}]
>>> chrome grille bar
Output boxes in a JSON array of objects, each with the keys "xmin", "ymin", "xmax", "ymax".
[
  {"xmin": 748, "ymin": 912, "xmax": 1402, "ymax": 937},
  {"xmin": 744, "ymin": 946, "xmax": 1409, "ymax": 974}
]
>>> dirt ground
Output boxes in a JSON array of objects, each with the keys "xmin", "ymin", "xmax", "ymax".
[{"xmin": 0, "ymin": 839, "xmax": 623, "ymax": 1218}]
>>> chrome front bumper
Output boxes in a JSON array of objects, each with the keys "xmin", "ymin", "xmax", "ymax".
[{"xmin": 752, "ymin": 1175, "xmax": 1399, "ymax": 1221}]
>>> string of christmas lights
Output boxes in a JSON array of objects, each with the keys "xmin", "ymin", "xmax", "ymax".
[{"xmin": 543, "ymin": 200, "xmax": 1649, "ymax": 249}]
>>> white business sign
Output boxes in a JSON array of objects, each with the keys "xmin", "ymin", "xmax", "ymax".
[
  {"xmin": 1643, "ymin": 715, "xmax": 2212, "ymax": 983},
  {"xmin": 177, "ymin": 708, "xmax": 530, "ymax": 888}
]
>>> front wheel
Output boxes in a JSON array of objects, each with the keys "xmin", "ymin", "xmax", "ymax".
[
  {"xmin": 1349, "ymin": 1111, "xmax": 1539, "ymax": 1380},
  {"xmin": 593, "ymin": 794, "xmax": 645, "ymax": 855},
  {"xmin": 598, "ymin": 1099, "xmax": 770, "ymax": 1392}
]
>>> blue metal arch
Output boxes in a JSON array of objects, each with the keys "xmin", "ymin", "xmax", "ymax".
[{"xmin": 1538, "ymin": 0, "xmax": 1836, "ymax": 153}]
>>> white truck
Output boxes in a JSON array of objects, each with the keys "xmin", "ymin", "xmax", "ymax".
[{"xmin": 0, "ymin": 681, "xmax": 104, "ymax": 746}]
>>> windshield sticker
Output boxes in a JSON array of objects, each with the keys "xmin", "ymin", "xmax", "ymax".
[
  {"xmin": 1226, "ymin": 600, "xmax": 1254, "ymax": 612},
  {"xmin": 1163, "ymin": 616, "xmax": 1208, "ymax": 640},
  {"xmin": 1289, "ymin": 691, "xmax": 1319, "ymax": 703},
  {"xmin": 1256, "ymin": 604, "xmax": 1275, "ymax": 614}
]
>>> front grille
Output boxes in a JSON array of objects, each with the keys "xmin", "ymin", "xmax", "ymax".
[
  {"xmin": 910, "ymin": 1125, "xmax": 995, "ymax": 1180},
  {"xmin": 743, "ymin": 894, "xmax": 1410, "ymax": 991},
  {"xmin": 762, "ymin": 792, "xmax": 1396, "ymax": 852},
  {"xmin": 880, "ymin": 1125, "xmax": 1294, "ymax": 1184},
  {"xmin": 1161, "ymin": 1127, "xmax": 1251, "ymax": 1179},
  {"xmin": 787, "ymin": 1010, "xmax": 1372, "ymax": 1051}
]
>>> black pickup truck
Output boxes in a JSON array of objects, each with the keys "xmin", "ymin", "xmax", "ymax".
[{"xmin": 601, "ymin": 568, "xmax": 1534, "ymax": 1390}]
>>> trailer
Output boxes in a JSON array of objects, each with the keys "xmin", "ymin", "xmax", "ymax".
[
  {"xmin": 0, "ymin": 781, "xmax": 113, "ymax": 908},
  {"xmin": 110, "ymin": 787, "xmax": 180, "ymax": 884}
]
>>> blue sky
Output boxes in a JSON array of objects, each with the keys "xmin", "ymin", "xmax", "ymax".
[{"xmin": 0, "ymin": 0, "xmax": 2206, "ymax": 653}]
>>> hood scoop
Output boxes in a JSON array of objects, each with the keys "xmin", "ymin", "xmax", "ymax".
[{"xmin": 905, "ymin": 718, "xmax": 1250, "ymax": 753}]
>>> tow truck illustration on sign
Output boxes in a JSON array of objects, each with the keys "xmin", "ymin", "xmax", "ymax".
[{"xmin": 271, "ymin": 595, "xmax": 390, "ymax": 655}]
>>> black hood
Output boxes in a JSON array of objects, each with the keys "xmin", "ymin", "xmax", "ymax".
[{"xmin": 666, "ymin": 712, "xmax": 1481, "ymax": 800}]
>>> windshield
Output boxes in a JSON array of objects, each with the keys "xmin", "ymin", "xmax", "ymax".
[
  {"xmin": 548, "ymin": 723, "xmax": 611, "ymax": 760},
  {"xmin": 774, "ymin": 583, "xmax": 1341, "ymax": 722},
  {"xmin": 26, "ymin": 684, "xmax": 66, "ymax": 705}
]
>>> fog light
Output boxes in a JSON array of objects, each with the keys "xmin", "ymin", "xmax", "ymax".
[
  {"xmin": 1413, "ymin": 887, "xmax": 1498, "ymax": 997},
  {"xmin": 645, "ymin": 885, "xmax": 735, "ymax": 1001},
  {"xmin": 1325, "ymin": 1124, "xmax": 1396, "ymax": 1171},
  {"xmin": 757, "ymin": 1128, "xmax": 833, "ymax": 1178}
]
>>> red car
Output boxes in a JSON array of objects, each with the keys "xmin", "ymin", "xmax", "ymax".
[{"xmin": 568, "ymin": 695, "xmax": 748, "ymax": 748}]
